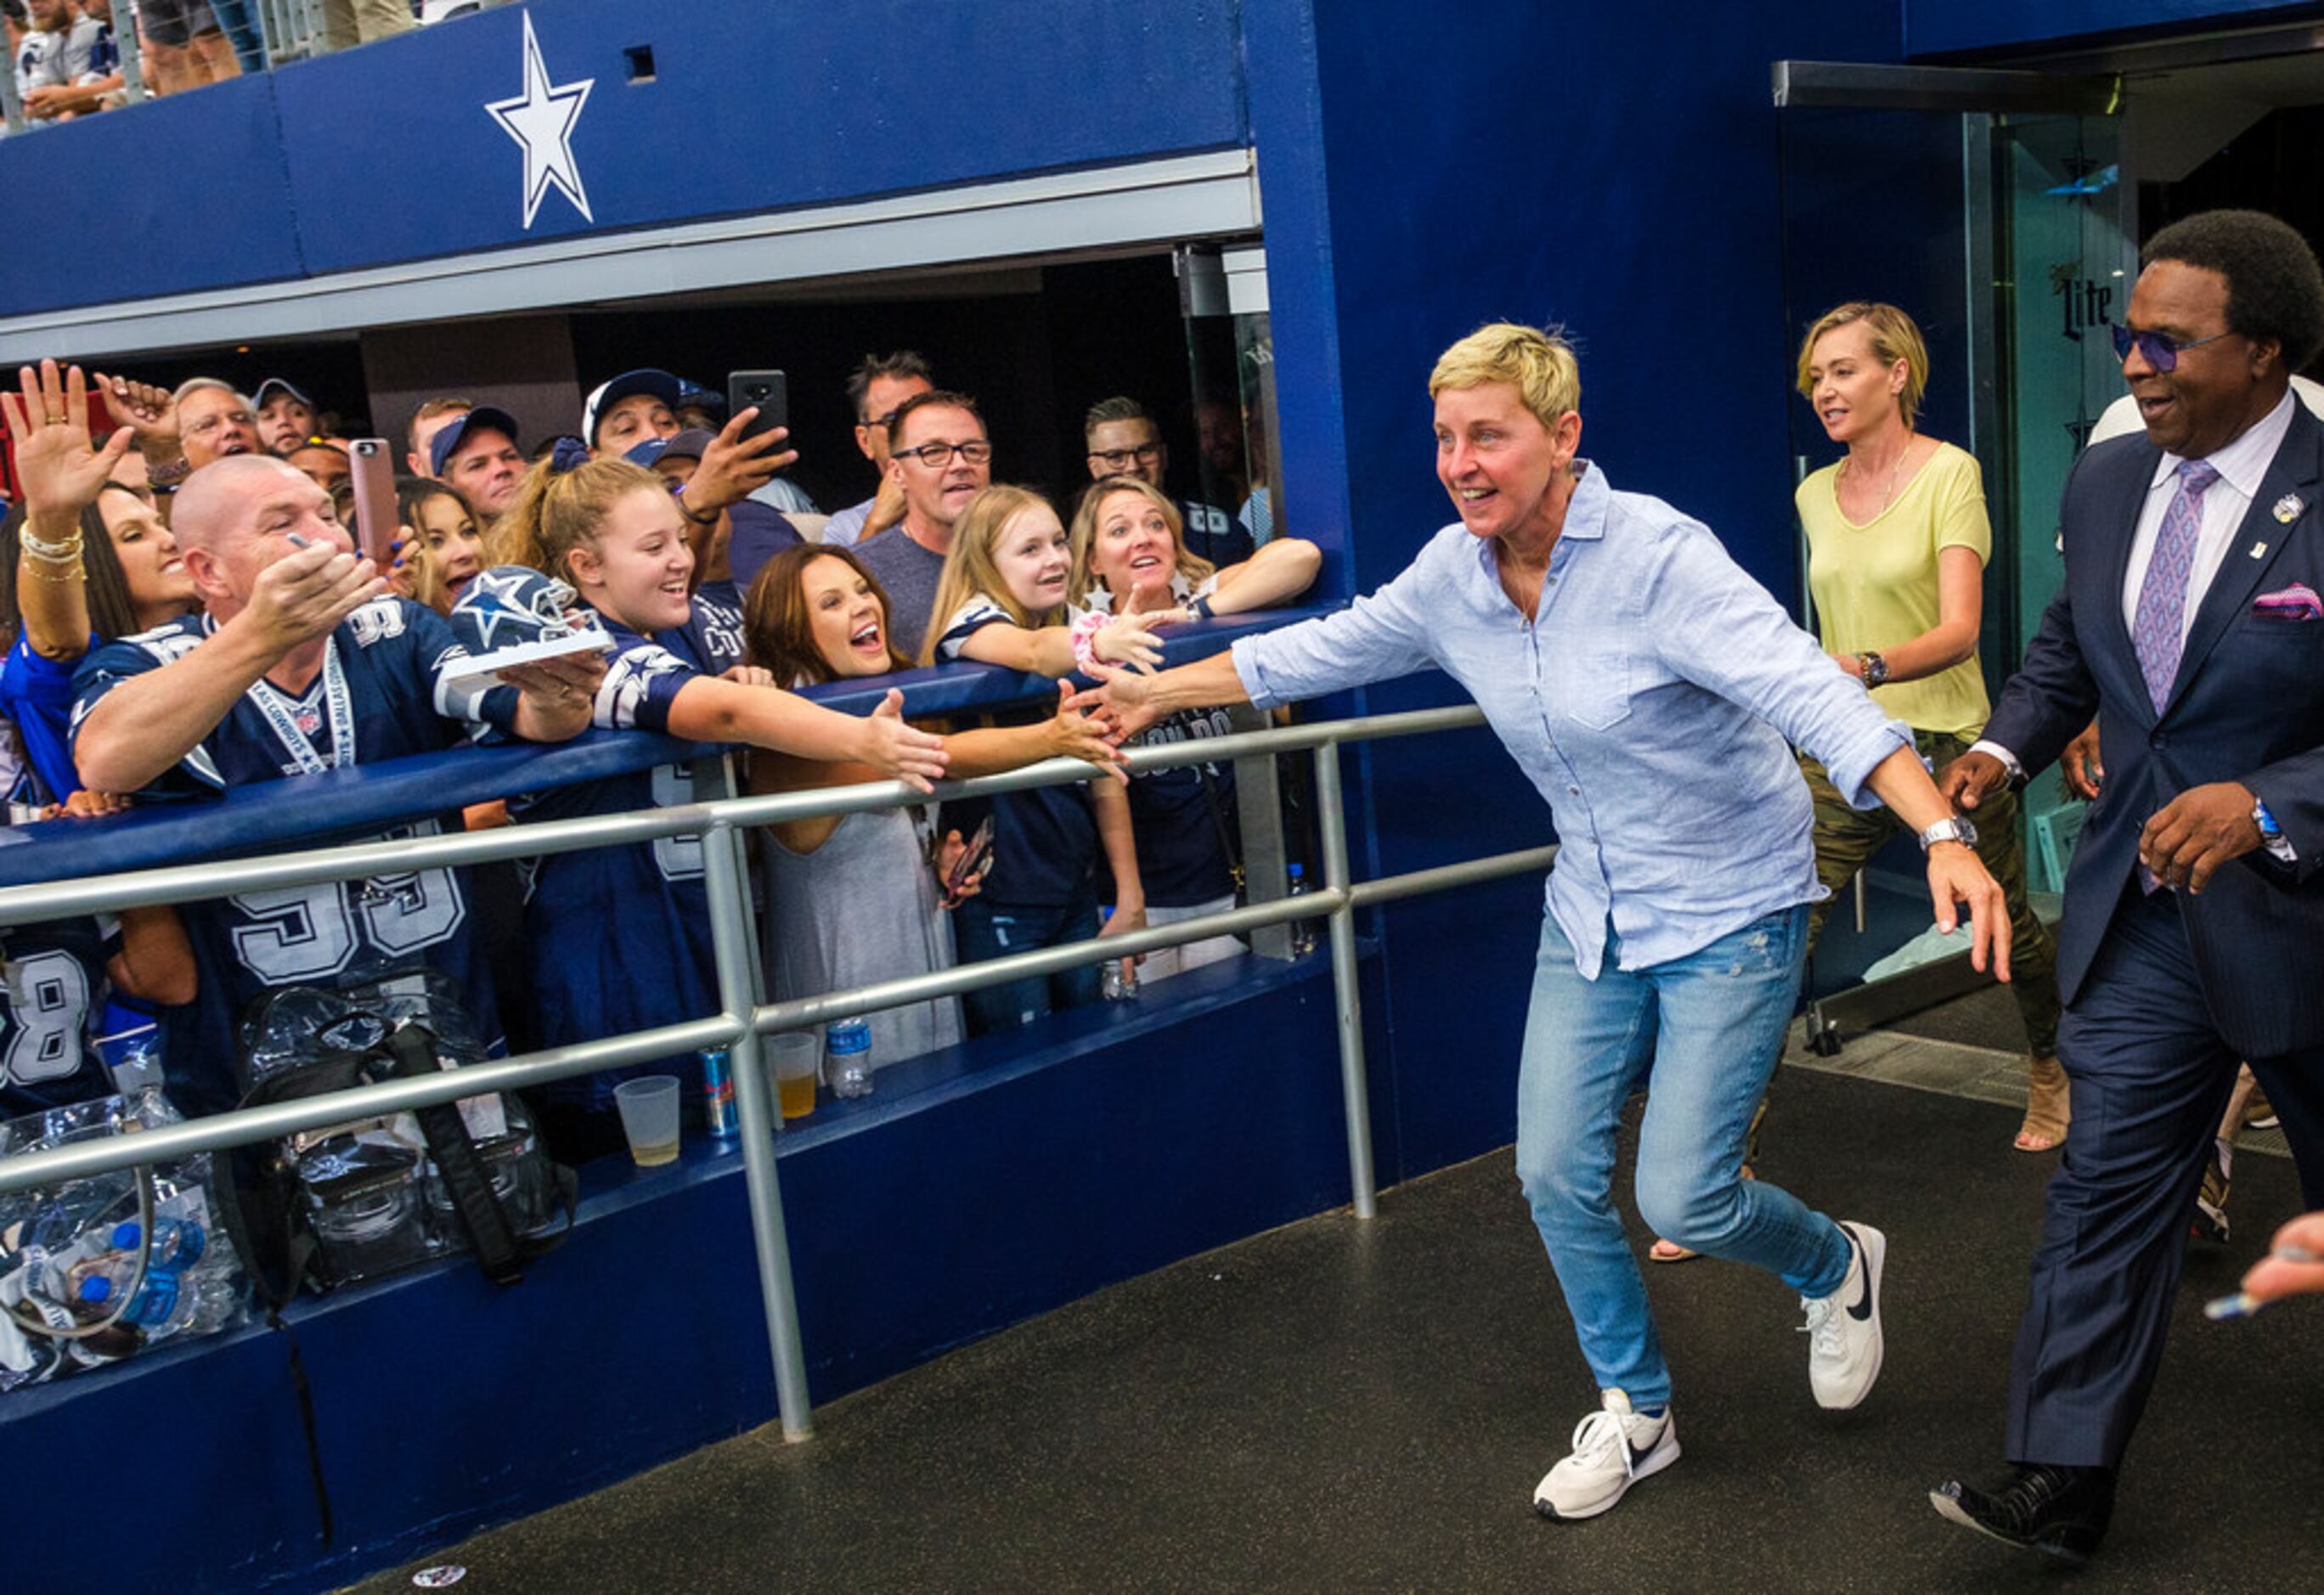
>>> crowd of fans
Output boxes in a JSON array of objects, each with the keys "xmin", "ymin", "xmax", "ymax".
[
  {"xmin": 6, "ymin": 0, "xmax": 486, "ymax": 123},
  {"xmin": 0, "ymin": 349, "xmax": 1316, "ymax": 1168}
]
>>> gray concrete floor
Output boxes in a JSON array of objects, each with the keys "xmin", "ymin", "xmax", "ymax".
[{"xmin": 351, "ymin": 1026, "xmax": 2320, "ymax": 1595}]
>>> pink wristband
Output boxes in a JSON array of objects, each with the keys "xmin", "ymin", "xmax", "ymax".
[{"xmin": 1069, "ymin": 610, "xmax": 1109, "ymax": 674}]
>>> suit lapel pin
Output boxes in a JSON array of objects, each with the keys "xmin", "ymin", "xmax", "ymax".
[
  {"xmin": 2248, "ymin": 541, "xmax": 2268, "ymax": 559},
  {"xmin": 2273, "ymin": 493, "xmax": 2304, "ymax": 524}
]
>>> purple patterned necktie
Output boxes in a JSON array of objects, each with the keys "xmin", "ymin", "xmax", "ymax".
[{"xmin": 2129, "ymin": 459, "xmax": 2221, "ymax": 713}]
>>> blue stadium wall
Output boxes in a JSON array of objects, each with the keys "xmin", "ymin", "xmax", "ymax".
[{"xmin": 0, "ymin": 0, "xmax": 2287, "ymax": 1588}]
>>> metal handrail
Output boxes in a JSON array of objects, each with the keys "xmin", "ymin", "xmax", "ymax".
[{"xmin": 0, "ymin": 701, "xmax": 1549, "ymax": 1444}]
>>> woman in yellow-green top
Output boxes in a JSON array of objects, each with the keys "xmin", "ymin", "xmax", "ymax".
[
  {"xmin": 1793, "ymin": 301, "xmax": 2062, "ymax": 1150},
  {"xmin": 1655, "ymin": 303, "xmax": 2068, "ymax": 1259}
]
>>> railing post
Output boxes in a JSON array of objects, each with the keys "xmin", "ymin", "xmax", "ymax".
[
  {"xmin": 700, "ymin": 818, "xmax": 815, "ymax": 1442},
  {"xmin": 1311, "ymin": 741, "xmax": 1377, "ymax": 1220},
  {"xmin": 1227, "ymin": 703, "xmax": 1294, "ymax": 959}
]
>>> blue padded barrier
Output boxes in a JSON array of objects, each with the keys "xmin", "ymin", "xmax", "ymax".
[{"xmin": 0, "ymin": 607, "xmax": 1333, "ymax": 890}]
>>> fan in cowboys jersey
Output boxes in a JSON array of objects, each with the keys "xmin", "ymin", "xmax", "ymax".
[
  {"xmin": 463, "ymin": 566, "xmax": 750, "ymax": 1143},
  {"xmin": 68, "ymin": 458, "xmax": 605, "ymax": 1116},
  {"xmin": 0, "ymin": 915, "xmax": 197, "ymax": 1118},
  {"xmin": 479, "ymin": 470, "xmax": 948, "ymax": 1154}
]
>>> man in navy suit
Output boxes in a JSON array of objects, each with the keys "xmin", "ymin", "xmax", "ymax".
[{"xmin": 1928, "ymin": 209, "xmax": 2324, "ymax": 1564}]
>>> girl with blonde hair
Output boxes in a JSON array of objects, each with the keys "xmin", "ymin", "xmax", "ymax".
[
  {"xmin": 917, "ymin": 485, "xmax": 1165, "ymax": 1029},
  {"xmin": 488, "ymin": 450, "xmax": 950, "ymax": 1156}
]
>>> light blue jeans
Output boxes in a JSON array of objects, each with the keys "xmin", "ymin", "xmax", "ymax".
[{"xmin": 1514, "ymin": 904, "xmax": 1851, "ymax": 1411}]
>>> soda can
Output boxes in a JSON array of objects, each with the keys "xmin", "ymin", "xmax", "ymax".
[{"xmin": 700, "ymin": 1047, "xmax": 739, "ymax": 1138}]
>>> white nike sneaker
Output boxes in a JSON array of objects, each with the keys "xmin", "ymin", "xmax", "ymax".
[
  {"xmin": 1802, "ymin": 1220, "xmax": 1886, "ymax": 1410},
  {"xmin": 1532, "ymin": 1389, "xmax": 1680, "ymax": 1520}
]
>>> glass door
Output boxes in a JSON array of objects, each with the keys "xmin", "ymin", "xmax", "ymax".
[{"xmin": 1772, "ymin": 65, "xmax": 2127, "ymax": 1002}]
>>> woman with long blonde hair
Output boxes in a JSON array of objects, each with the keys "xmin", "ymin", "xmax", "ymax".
[{"xmin": 1069, "ymin": 475, "xmax": 1321, "ymax": 978}]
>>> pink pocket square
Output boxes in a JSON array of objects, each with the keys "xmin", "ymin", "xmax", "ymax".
[{"xmin": 2252, "ymin": 583, "xmax": 2323, "ymax": 620}]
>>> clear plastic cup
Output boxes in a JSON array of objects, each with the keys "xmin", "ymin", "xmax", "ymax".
[
  {"xmin": 612, "ymin": 1075, "xmax": 682, "ymax": 1167},
  {"xmin": 768, "ymin": 1033, "xmax": 820, "ymax": 1121}
]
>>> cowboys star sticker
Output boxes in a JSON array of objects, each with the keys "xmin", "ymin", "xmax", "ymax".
[{"xmin": 486, "ymin": 12, "xmax": 595, "ymax": 229}]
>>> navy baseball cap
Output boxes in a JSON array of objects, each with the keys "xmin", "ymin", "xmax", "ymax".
[
  {"xmin": 582, "ymin": 369, "xmax": 684, "ymax": 447},
  {"xmin": 676, "ymin": 379, "xmax": 724, "ymax": 418},
  {"xmin": 624, "ymin": 426, "xmax": 717, "ymax": 470},
  {"xmin": 252, "ymin": 377, "xmax": 314, "ymax": 412},
  {"xmin": 429, "ymin": 405, "xmax": 522, "ymax": 476}
]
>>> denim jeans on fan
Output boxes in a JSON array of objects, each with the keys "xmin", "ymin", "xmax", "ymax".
[
  {"xmin": 1514, "ymin": 903, "xmax": 1851, "ymax": 1411},
  {"xmin": 950, "ymin": 891, "xmax": 1103, "ymax": 1035}
]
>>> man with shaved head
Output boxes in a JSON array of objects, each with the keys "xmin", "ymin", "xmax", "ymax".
[{"xmin": 71, "ymin": 455, "xmax": 605, "ymax": 1115}]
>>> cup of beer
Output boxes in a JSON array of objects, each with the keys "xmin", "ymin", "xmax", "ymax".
[
  {"xmin": 768, "ymin": 1031, "xmax": 820, "ymax": 1121},
  {"xmin": 613, "ymin": 1074, "xmax": 682, "ymax": 1167}
]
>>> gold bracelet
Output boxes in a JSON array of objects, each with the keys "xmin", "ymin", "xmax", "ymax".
[{"xmin": 24, "ymin": 555, "xmax": 84, "ymax": 583}]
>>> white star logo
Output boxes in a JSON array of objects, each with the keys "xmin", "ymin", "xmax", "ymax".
[{"xmin": 485, "ymin": 12, "xmax": 595, "ymax": 230}]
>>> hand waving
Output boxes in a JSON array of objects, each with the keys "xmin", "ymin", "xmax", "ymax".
[
  {"xmin": 0, "ymin": 361, "xmax": 135, "ymax": 517},
  {"xmin": 87, "ymin": 370, "xmax": 180, "ymax": 452}
]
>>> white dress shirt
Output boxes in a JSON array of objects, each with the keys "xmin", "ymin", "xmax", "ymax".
[
  {"xmin": 1975, "ymin": 387, "xmax": 2300, "ymax": 859},
  {"xmin": 2118, "ymin": 387, "xmax": 2297, "ymax": 645}
]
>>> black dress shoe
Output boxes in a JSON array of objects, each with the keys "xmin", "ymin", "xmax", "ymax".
[{"xmin": 1929, "ymin": 1463, "xmax": 2116, "ymax": 1566}]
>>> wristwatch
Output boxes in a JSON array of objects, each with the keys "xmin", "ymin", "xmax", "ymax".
[
  {"xmin": 1916, "ymin": 816, "xmax": 1978, "ymax": 852},
  {"xmin": 1855, "ymin": 650, "xmax": 1890, "ymax": 688},
  {"xmin": 2254, "ymin": 798, "xmax": 2282, "ymax": 842}
]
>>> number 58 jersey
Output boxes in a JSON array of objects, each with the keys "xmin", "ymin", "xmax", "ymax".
[{"xmin": 71, "ymin": 601, "xmax": 513, "ymax": 1116}]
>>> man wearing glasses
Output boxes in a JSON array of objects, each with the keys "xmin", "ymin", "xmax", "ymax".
[
  {"xmin": 824, "ymin": 351, "xmax": 936, "ymax": 548},
  {"xmin": 1082, "ymin": 396, "xmax": 1254, "ymax": 566},
  {"xmin": 1931, "ymin": 209, "xmax": 2324, "ymax": 1564},
  {"xmin": 856, "ymin": 388, "xmax": 992, "ymax": 658}
]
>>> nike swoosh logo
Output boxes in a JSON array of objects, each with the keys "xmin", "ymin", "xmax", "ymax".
[{"xmin": 1845, "ymin": 1229, "xmax": 1875, "ymax": 1322}]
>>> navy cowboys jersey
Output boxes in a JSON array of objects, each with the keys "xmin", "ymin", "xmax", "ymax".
[
  {"xmin": 1176, "ymin": 498, "xmax": 1255, "ymax": 568},
  {"xmin": 930, "ymin": 597, "xmax": 1102, "ymax": 908},
  {"xmin": 70, "ymin": 600, "xmax": 518, "ymax": 1116},
  {"xmin": 0, "ymin": 919, "xmax": 117, "ymax": 1117},
  {"xmin": 516, "ymin": 594, "xmax": 746, "ymax": 1112}
]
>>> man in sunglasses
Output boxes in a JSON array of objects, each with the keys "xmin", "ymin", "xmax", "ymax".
[
  {"xmin": 856, "ymin": 388, "xmax": 991, "ymax": 658},
  {"xmin": 1932, "ymin": 208, "xmax": 2324, "ymax": 1564},
  {"xmin": 1082, "ymin": 395, "xmax": 1254, "ymax": 566},
  {"xmin": 824, "ymin": 351, "xmax": 935, "ymax": 548}
]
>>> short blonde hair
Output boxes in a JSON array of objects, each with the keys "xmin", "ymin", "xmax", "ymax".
[
  {"xmin": 1428, "ymin": 323, "xmax": 1581, "ymax": 430},
  {"xmin": 1795, "ymin": 302, "xmax": 1930, "ymax": 428}
]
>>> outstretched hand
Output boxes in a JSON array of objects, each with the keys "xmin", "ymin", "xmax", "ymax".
[
  {"xmin": 1, "ymin": 361, "xmax": 136, "ymax": 517},
  {"xmin": 1093, "ymin": 608, "xmax": 1190, "ymax": 673},
  {"xmin": 1045, "ymin": 680, "xmax": 1130, "ymax": 782},
  {"xmin": 860, "ymin": 687, "xmax": 950, "ymax": 793},
  {"xmin": 1925, "ymin": 841, "xmax": 2011, "ymax": 983}
]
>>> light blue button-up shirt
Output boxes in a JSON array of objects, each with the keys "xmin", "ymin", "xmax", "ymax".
[{"xmin": 1232, "ymin": 463, "xmax": 1913, "ymax": 977}]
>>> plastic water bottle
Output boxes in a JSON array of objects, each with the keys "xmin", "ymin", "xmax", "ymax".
[
  {"xmin": 75, "ymin": 1262, "xmax": 195, "ymax": 1334},
  {"xmin": 94, "ymin": 1012, "xmax": 166, "ymax": 1098},
  {"xmin": 1100, "ymin": 908, "xmax": 1139, "ymax": 1000},
  {"xmin": 109, "ymin": 1217, "xmax": 206, "ymax": 1271},
  {"xmin": 826, "ymin": 1017, "xmax": 874, "ymax": 1100},
  {"xmin": 1287, "ymin": 863, "xmax": 1319, "ymax": 957}
]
